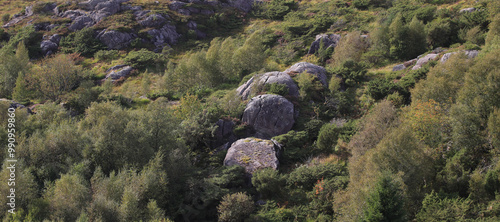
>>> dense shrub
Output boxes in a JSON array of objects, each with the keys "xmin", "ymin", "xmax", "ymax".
[
  {"xmin": 60, "ymin": 28, "xmax": 105, "ymax": 57},
  {"xmin": 316, "ymin": 123, "xmax": 340, "ymax": 153},
  {"xmin": 252, "ymin": 168, "xmax": 286, "ymax": 199},
  {"xmin": 124, "ymin": 49, "xmax": 165, "ymax": 70},
  {"xmin": 286, "ymin": 163, "xmax": 347, "ymax": 190},
  {"xmin": 265, "ymin": 83, "xmax": 289, "ymax": 96},
  {"xmin": 94, "ymin": 50, "xmax": 120, "ymax": 62},
  {"xmin": 254, "ymin": 0, "xmax": 297, "ymax": 20},
  {"xmin": 218, "ymin": 192, "xmax": 255, "ymax": 222}
]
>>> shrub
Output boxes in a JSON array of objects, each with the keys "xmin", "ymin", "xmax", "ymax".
[
  {"xmin": 124, "ymin": 49, "xmax": 164, "ymax": 70},
  {"xmin": 265, "ymin": 83, "xmax": 289, "ymax": 96},
  {"xmin": 252, "ymin": 168, "xmax": 285, "ymax": 199},
  {"xmin": 94, "ymin": 50, "xmax": 120, "ymax": 62},
  {"xmin": 331, "ymin": 60, "xmax": 367, "ymax": 87},
  {"xmin": 254, "ymin": 0, "xmax": 297, "ymax": 20},
  {"xmin": 60, "ymin": 28, "xmax": 105, "ymax": 57},
  {"xmin": 273, "ymin": 130, "xmax": 309, "ymax": 163},
  {"xmin": 416, "ymin": 191, "xmax": 472, "ymax": 221},
  {"xmin": 218, "ymin": 192, "xmax": 255, "ymax": 222},
  {"xmin": 286, "ymin": 163, "xmax": 347, "ymax": 191},
  {"xmin": 364, "ymin": 173, "xmax": 406, "ymax": 222},
  {"xmin": 366, "ymin": 78, "xmax": 397, "ymax": 100},
  {"xmin": 2, "ymin": 14, "xmax": 9, "ymax": 24}
]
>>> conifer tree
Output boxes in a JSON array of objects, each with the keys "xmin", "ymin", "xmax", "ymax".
[{"xmin": 363, "ymin": 173, "xmax": 406, "ymax": 222}]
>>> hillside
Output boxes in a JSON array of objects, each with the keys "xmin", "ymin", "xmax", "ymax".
[{"xmin": 0, "ymin": 0, "xmax": 500, "ymax": 221}]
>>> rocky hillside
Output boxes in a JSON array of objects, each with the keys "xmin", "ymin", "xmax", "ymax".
[{"xmin": 1, "ymin": 0, "xmax": 500, "ymax": 221}]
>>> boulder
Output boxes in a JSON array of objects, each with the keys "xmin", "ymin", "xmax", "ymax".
[
  {"xmin": 227, "ymin": 0, "xmax": 254, "ymax": 12},
  {"xmin": 146, "ymin": 24, "xmax": 181, "ymax": 48},
  {"xmin": 308, "ymin": 34, "xmax": 341, "ymax": 54},
  {"xmin": 412, "ymin": 53, "xmax": 438, "ymax": 70},
  {"xmin": 68, "ymin": 16, "xmax": 94, "ymax": 31},
  {"xmin": 223, "ymin": 138, "xmax": 280, "ymax": 174},
  {"xmin": 285, "ymin": 62, "xmax": 328, "ymax": 86},
  {"xmin": 236, "ymin": 71, "xmax": 299, "ymax": 100},
  {"xmin": 460, "ymin": 7, "xmax": 476, "ymax": 13},
  {"xmin": 242, "ymin": 94, "xmax": 295, "ymax": 138},
  {"xmin": 392, "ymin": 64, "xmax": 405, "ymax": 72},
  {"xmin": 79, "ymin": 0, "xmax": 108, "ymax": 10},
  {"xmin": 25, "ymin": 5, "xmax": 34, "ymax": 17},
  {"xmin": 440, "ymin": 50, "xmax": 480, "ymax": 63},
  {"xmin": 105, "ymin": 65, "xmax": 133, "ymax": 80},
  {"xmin": 95, "ymin": 0, "xmax": 121, "ymax": 15},
  {"xmin": 40, "ymin": 34, "xmax": 62, "ymax": 56},
  {"xmin": 169, "ymin": 1, "xmax": 187, "ymax": 11},
  {"xmin": 212, "ymin": 119, "xmax": 237, "ymax": 149},
  {"xmin": 97, "ymin": 29, "xmax": 135, "ymax": 49},
  {"xmin": 41, "ymin": 40, "xmax": 58, "ymax": 56}
]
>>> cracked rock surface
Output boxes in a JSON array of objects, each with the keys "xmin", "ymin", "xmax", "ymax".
[
  {"xmin": 242, "ymin": 94, "xmax": 295, "ymax": 139},
  {"xmin": 237, "ymin": 71, "xmax": 299, "ymax": 100},
  {"xmin": 224, "ymin": 138, "xmax": 280, "ymax": 174}
]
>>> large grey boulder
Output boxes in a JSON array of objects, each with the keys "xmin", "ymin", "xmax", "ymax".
[
  {"xmin": 440, "ymin": 50, "xmax": 480, "ymax": 63},
  {"xmin": 146, "ymin": 24, "xmax": 181, "ymax": 48},
  {"xmin": 285, "ymin": 62, "xmax": 328, "ymax": 86},
  {"xmin": 40, "ymin": 34, "xmax": 62, "ymax": 56},
  {"xmin": 412, "ymin": 53, "xmax": 438, "ymax": 70},
  {"xmin": 308, "ymin": 34, "xmax": 341, "ymax": 54},
  {"xmin": 237, "ymin": 71, "xmax": 299, "ymax": 100},
  {"xmin": 224, "ymin": 138, "xmax": 280, "ymax": 174},
  {"xmin": 460, "ymin": 7, "xmax": 476, "ymax": 13},
  {"xmin": 242, "ymin": 94, "xmax": 295, "ymax": 139},
  {"xmin": 97, "ymin": 30, "xmax": 135, "ymax": 49},
  {"xmin": 105, "ymin": 65, "xmax": 133, "ymax": 80},
  {"xmin": 68, "ymin": 16, "xmax": 94, "ymax": 31}
]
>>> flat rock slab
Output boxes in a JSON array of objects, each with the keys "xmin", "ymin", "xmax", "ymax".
[{"xmin": 224, "ymin": 138, "xmax": 280, "ymax": 174}]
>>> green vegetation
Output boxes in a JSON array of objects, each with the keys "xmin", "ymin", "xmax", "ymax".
[{"xmin": 0, "ymin": 0, "xmax": 500, "ymax": 221}]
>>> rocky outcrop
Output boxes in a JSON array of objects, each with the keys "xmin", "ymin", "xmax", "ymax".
[
  {"xmin": 285, "ymin": 62, "xmax": 328, "ymax": 86},
  {"xmin": 146, "ymin": 24, "xmax": 180, "ymax": 49},
  {"xmin": 136, "ymin": 11, "xmax": 168, "ymax": 27},
  {"xmin": 412, "ymin": 53, "xmax": 438, "ymax": 70},
  {"xmin": 226, "ymin": 0, "xmax": 254, "ymax": 12},
  {"xmin": 440, "ymin": 50, "xmax": 479, "ymax": 63},
  {"xmin": 308, "ymin": 34, "xmax": 341, "ymax": 54},
  {"xmin": 40, "ymin": 34, "xmax": 62, "ymax": 56},
  {"xmin": 223, "ymin": 138, "xmax": 281, "ymax": 174},
  {"xmin": 460, "ymin": 7, "xmax": 476, "ymax": 13},
  {"xmin": 242, "ymin": 94, "xmax": 295, "ymax": 139},
  {"xmin": 105, "ymin": 65, "xmax": 133, "ymax": 80},
  {"xmin": 237, "ymin": 71, "xmax": 299, "ymax": 100},
  {"xmin": 69, "ymin": 16, "xmax": 94, "ymax": 31},
  {"xmin": 97, "ymin": 29, "xmax": 135, "ymax": 49}
]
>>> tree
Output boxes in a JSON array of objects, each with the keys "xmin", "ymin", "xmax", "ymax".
[
  {"xmin": 46, "ymin": 174, "xmax": 90, "ymax": 222},
  {"xmin": 317, "ymin": 123, "xmax": 340, "ymax": 153},
  {"xmin": 27, "ymin": 54, "xmax": 85, "ymax": 101},
  {"xmin": 0, "ymin": 41, "xmax": 31, "ymax": 98},
  {"xmin": 217, "ymin": 192, "xmax": 255, "ymax": 222},
  {"xmin": 233, "ymin": 31, "xmax": 267, "ymax": 78},
  {"xmin": 331, "ymin": 31, "xmax": 369, "ymax": 67},
  {"xmin": 12, "ymin": 71, "xmax": 30, "ymax": 104},
  {"xmin": 59, "ymin": 28, "xmax": 105, "ymax": 57},
  {"xmin": 363, "ymin": 173, "xmax": 406, "ymax": 222}
]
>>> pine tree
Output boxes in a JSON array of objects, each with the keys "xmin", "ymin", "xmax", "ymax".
[
  {"xmin": 363, "ymin": 173, "xmax": 406, "ymax": 222},
  {"xmin": 12, "ymin": 71, "xmax": 30, "ymax": 104}
]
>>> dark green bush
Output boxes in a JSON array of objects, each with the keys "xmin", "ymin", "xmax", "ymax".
[
  {"xmin": 124, "ymin": 49, "xmax": 165, "ymax": 70},
  {"xmin": 2, "ymin": 14, "xmax": 9, "ymax": 24},
  {"xmin": 426, "ymin": 18, "xmax": 458, "ymax": 48},
  {"xmin": 60, "ymin": 28, "xmax": 105, "ymax": 57},
  {"xmin": 286, "ymin": 162, "xmax": 347, "ymax": 190},
  {"xmin": 6, "ymin": 25, "xmax": 42, "ymax": 58},
  {"xmin": 252, "ymin": 168, "xmax": 286, "ymax": 199},
  {"xmin": 317, "ymin": 123, "xmax": 340, "ymax": 153},
  {"xmin": 273, "ymin": 130, "xmax": 309, "ymax": 163},
  {"xmin": 207, "ymin": 165, "xmax": 246, "ymax": 188},
  {"xmin": 94, "ymin": 50, "xmax": 120, "ymax": 62},
  {"xmin": 367, "ymin": 78, "xmax": 397, "ymax": 100},
  {"xmin": 265, "ymin": 83, "xmax": 289, "ymax": 96},
  {"xmin": 254, "ymin": 0, "xmax": 297, "ymax": 20},
  {"xmin": 331, "ymin": 60, "xmax": 367, "ymax": 87}
]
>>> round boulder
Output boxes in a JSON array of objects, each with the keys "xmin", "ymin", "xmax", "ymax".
[
  {"xmin": 236, "ymin": 71, "xmax": 299, "ymax": 100},
  {"xmin": 224, "ymin": 138, "xmax": 280, "ymax": 174},
  {"xmin": 285, "ymin": 62, "xmax": 328, "ymax": 86},
  {"xmin": 242, "ymin": 94, "xmax": 295, "ymax": 139}
]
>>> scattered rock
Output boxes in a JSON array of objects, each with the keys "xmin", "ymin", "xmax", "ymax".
[
  {"xmin": 308, "ymin": 33, "xmax": 341, "ymax": 54},
  {"xmin": 236, "ymin": 71, "xmax": 299, "ymax": 100},
  {"xmin": 95, "ymin": 0, "xmax": 121, "ymax": 15},
  {"xmin": 169, "ymin": 1, "xmax": 187, "ymax": 11},
  {"xmin": 34, "ymin": 22, "xmax": 51, "ymax": 31},
  {"xmin": 25, "ymin": 5, "xmax": 34, "ymax": 17},
  {"xmin": 223, "ymin": 138, "xmax": 281, "ymax": 174},
  {"xmin": 227, "ymin": 0, "xmax": 254, "ymax": 12},
  {"xmin": 392, "ymin": 64, "xmax": 405, "ymax": 72},
  {"xmin": 97, "ymin": 29, "xmax": 135, "ymax": 49},
  {"xmin": 412, "ymin": 53, "xmax": 438, "ymax": 70},
  {"xmin": 460, "ymin": 7, "xmax": 476, "ymax": 13},
  {"xmin": 403, "ymin": 58, "xmax": 417, "ymax": 67},
  {"xmin": 105, "ymin": 65, "xmax": 133, "ymax": 80},
  {"xmin": 68, "ymin": 16, "xmax": 94, "ymax": 31},
  {"xmin": 440, "ymin": 50, "xmax": 480, "ymax": 63},
  {"xmin": 285, "ymin": 62, "xmax": 328, "ymax": 86},
  {"xmin": 242, "ymin": 94, "xmax": 295, "ymax": 139}
]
